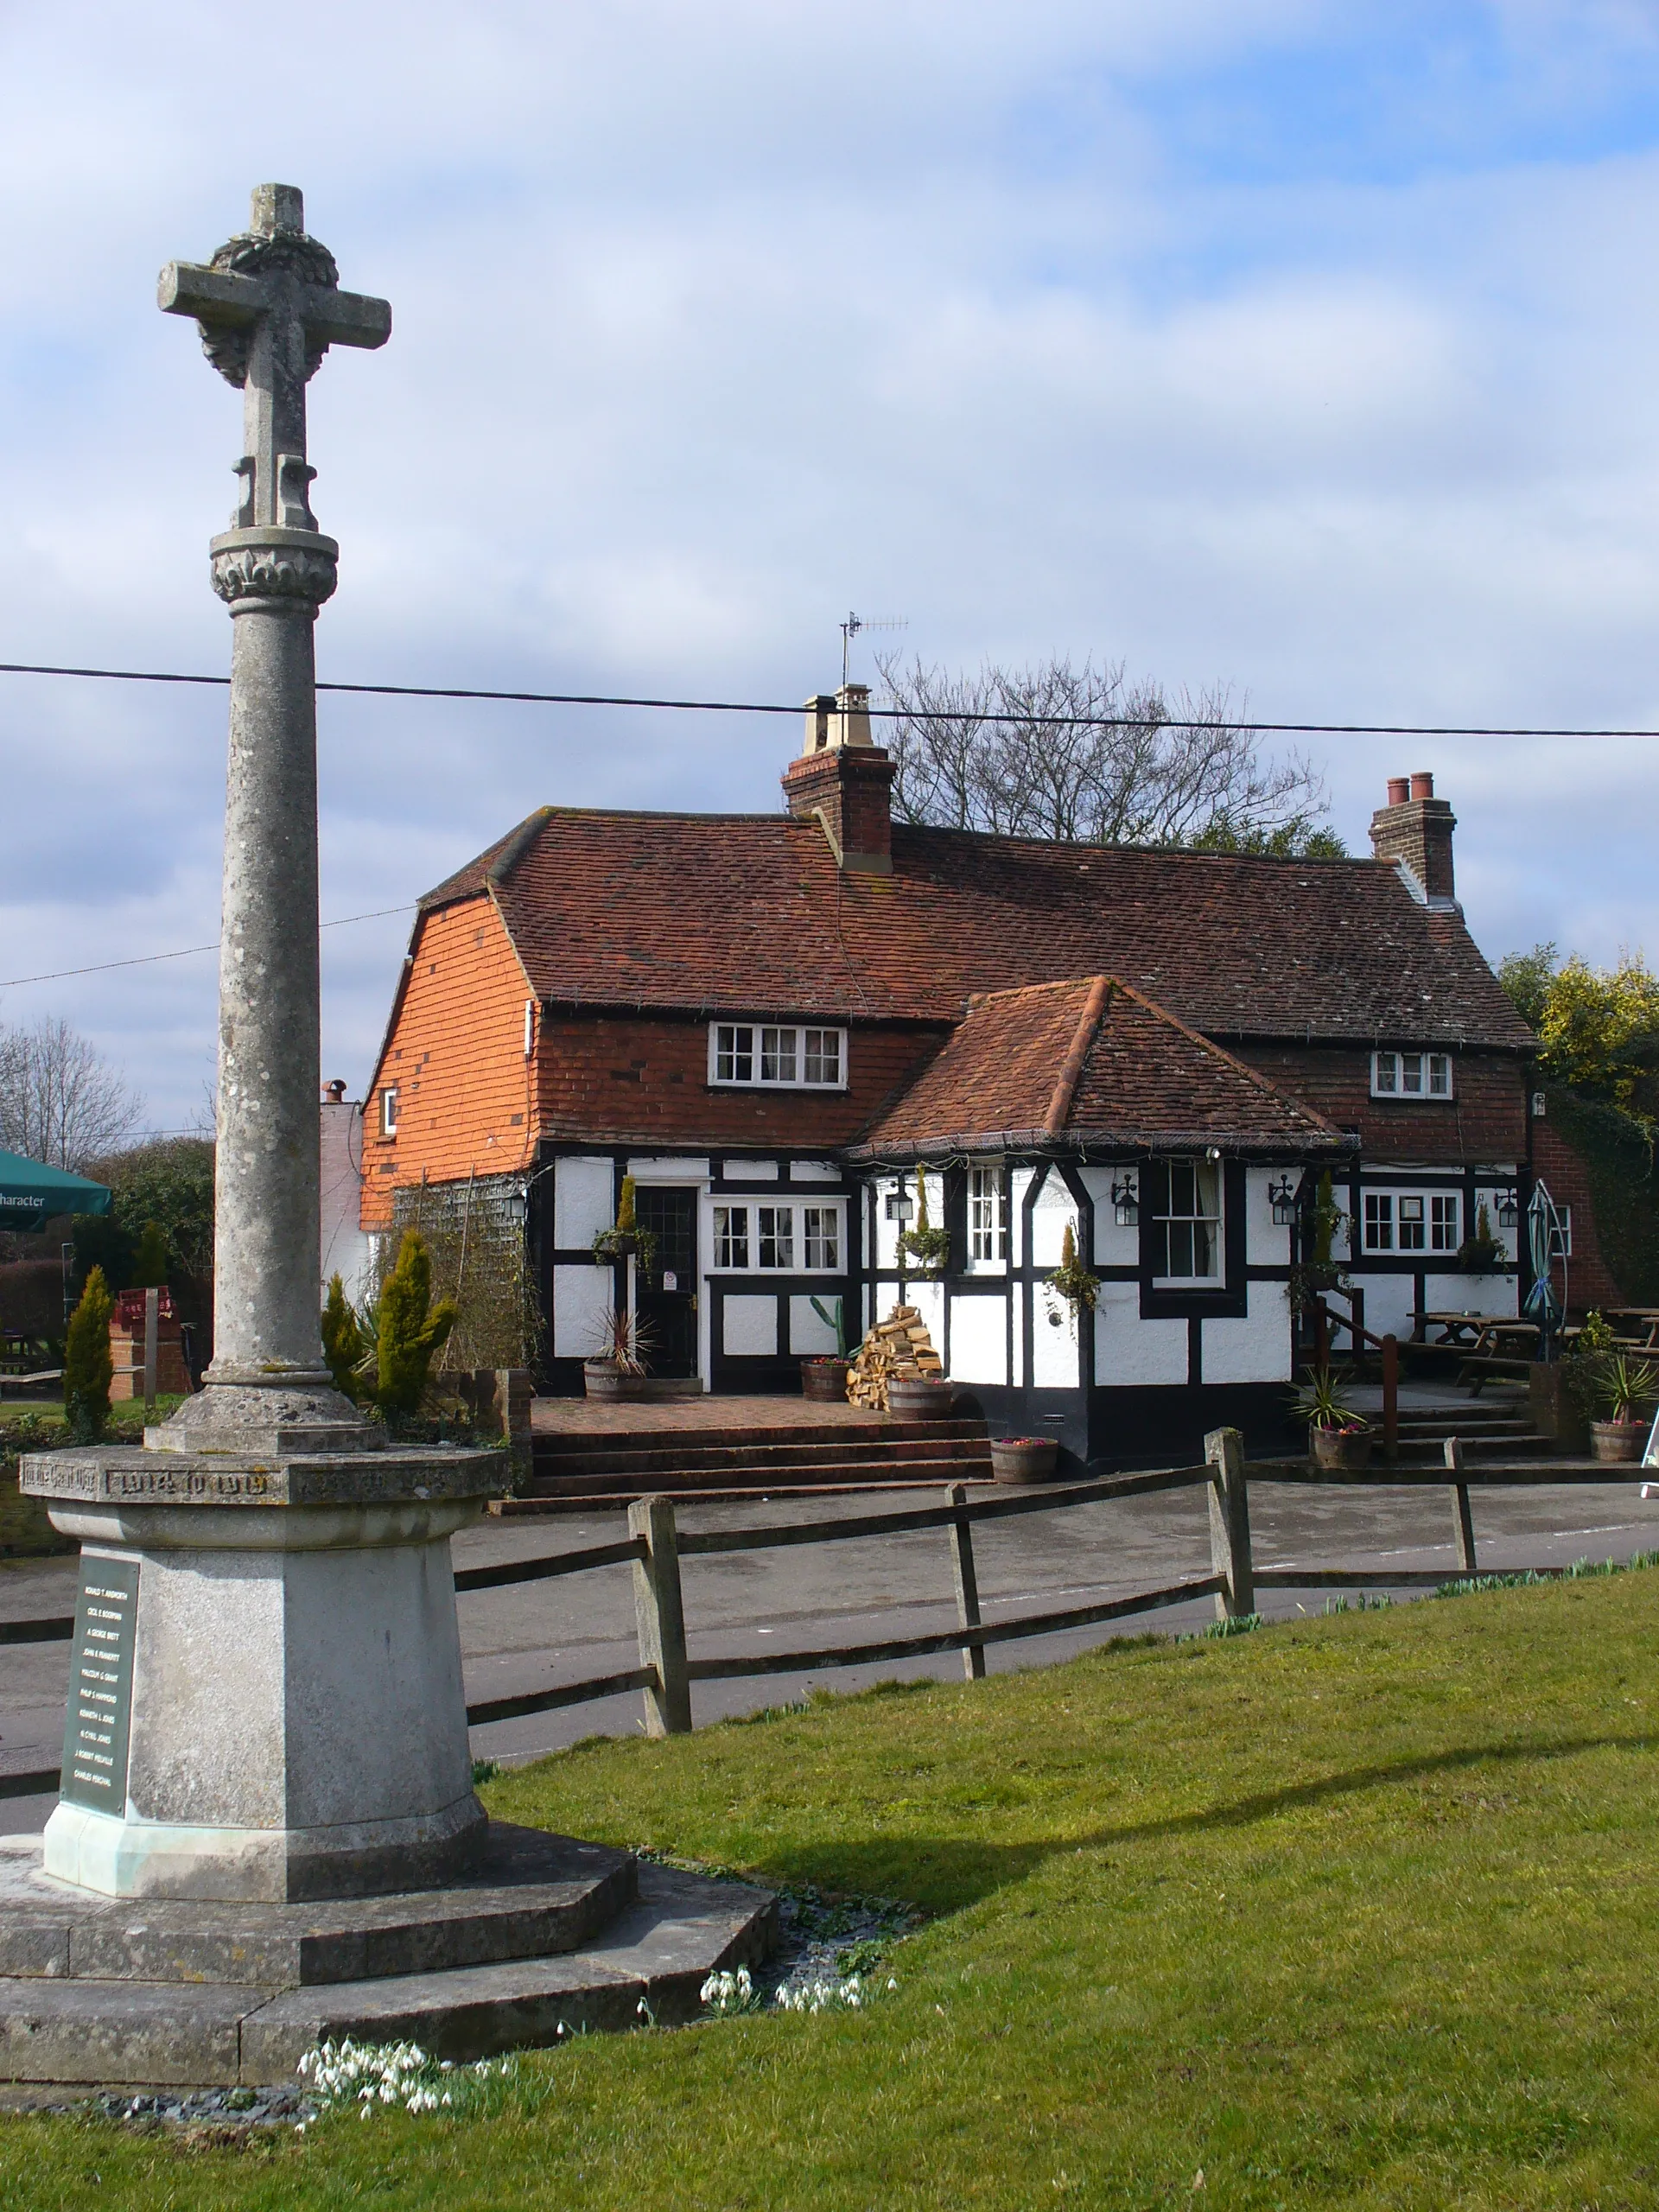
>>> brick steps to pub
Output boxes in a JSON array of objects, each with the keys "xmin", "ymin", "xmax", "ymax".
[{"xmin": 520, "ymin": 1416, "xmax": 994, "ymax": 1504}]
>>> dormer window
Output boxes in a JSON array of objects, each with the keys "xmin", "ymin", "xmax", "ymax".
[
  {"xmin": 1371, "ymin": 1051, "xmax": 1452, "ymax": 1100},
  {"xmin": 710, "ymin": 1023, "xmax": 846, "ymax": 1090},
  {"xmin": 380, "ymin": 1084, "xmax": 399, "ymax": 1137}
]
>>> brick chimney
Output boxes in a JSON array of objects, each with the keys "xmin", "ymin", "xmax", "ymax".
[
  {"xmin": 1369, "ymin": 769, "xmax": 1456, "ymax": 905},
  {"xmin": 782, "ymin": 683, "xmax": 894, "ymax": 874}
]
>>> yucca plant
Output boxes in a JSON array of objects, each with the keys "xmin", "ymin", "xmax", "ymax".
[
  {"xmin": 1291, "ymin": 1365, "xmax": 1367, "ymax": 1435},
  {"xmin": 1595, "ymin": 1352, "xmax": 1659, "ymax": 1427}
]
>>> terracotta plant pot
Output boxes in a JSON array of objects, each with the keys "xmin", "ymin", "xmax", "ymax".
[
  {"xmin": 800, "ymin": 1357, "xmax": 850, "ymax": 1402},
  {"xmin": 1591, "ymin": 1418, "xmax": 1646, "ymax": 1464},
  {"xmin": 1309, "ymin": 1423, "xmax": 1373, "ymax": 1471},
  {"xmin": 990, "ymin": 1436, "xmax": 1058, "ymax": 1485},
  {"xmin": 887, "ymin": 1376, "xmax": 956, "ymax": 1421},
  {"xmin": 583, "ymin": 1360, "xmax": 647, "ymax": 1402}
]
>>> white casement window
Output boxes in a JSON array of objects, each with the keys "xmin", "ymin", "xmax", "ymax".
[
  {"xmin": 713, "ymin": 1205, "xmax": 749, "ymax": 1269},
  {"xmin": 1371, "ymin": 1051, "xmax": 1453, "ymax": 1099},
  {"xmin": 710, "ymin": 1201, "xmax": 844, "ymax": 1271},
  {"xmin": 802, "ymin": 1206, "xmax": 840, "ymax": 1270},
  {"xmin": 380, "ymin": 1085, "xmax": 399, "ymax": 1137},
  {"xmin": 1150, "ymin": 1159, "xmax": 1223, "ymax": 1285},
  {"xmin": 1362, "ymin": 1189, "xmax": 1460, "ymax": 1254},
  {"xmin": 1551, "ymin": 1205, "xmax": 1573, "ymax": 1257},
  {"xmin": 710, "ymin": 1023, "xmax": 847, "ymax": 1090},
  {"xmin": 969, "ymin": 1166, "xmax": 1007, "ymax": 1262}
]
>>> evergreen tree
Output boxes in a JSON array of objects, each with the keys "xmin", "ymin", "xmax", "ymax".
[
  {"xmin": 130, "ymin": 1221, "xmax": 169, "ymax": 1289},
  {"xmin": 64, "ymin": 1265, "xmax": 113, "ymax": 1440},
  {"xmin": 321, "ymin": 1273, "xmax": 366, "ymax": 1400},
  {"xmin": 374, "ymin": 1231, "xmax": 458, "ymax": 1418}
]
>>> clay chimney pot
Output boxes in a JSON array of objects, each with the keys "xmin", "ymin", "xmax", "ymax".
[
  {"xmin": 1386, "ymin": 777, "xmax": 1409, "ymax": 805},
  {"xmin": 1409, "ymin": 771, "xmax": 1434, "ymax": 800}
]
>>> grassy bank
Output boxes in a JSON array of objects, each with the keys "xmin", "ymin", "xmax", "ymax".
[{"xmin": 5, "ymin": 1573, "xmax": 1659, "ymax": 2208}]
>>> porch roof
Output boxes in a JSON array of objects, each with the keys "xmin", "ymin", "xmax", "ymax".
[{"xmin": 844, "ymin": 976, "xmax": 1354, "ymax": 1164}]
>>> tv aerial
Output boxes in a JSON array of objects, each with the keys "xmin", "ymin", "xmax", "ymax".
[{"xmin": 839, "ymin": 610, "xmax": 906, "ymax": 689}]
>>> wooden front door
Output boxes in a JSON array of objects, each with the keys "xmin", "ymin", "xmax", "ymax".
[{"xmin": 634, "ymin": 1186, "xmax": 699, "ymax": 1379}]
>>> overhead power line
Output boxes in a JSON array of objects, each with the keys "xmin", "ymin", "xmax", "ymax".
[
  {"xmin": 1, "ymin": 658, "xmax": 1656, "ymax": 739},
  {"xmin": 0, "ymin": 904, "xmax": 415, "ymax": 991}
]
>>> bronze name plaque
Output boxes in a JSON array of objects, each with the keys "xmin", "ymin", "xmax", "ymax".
[{"xmin": 60, "ymin": 1556, "xmax": 140, "ymax": 1813}]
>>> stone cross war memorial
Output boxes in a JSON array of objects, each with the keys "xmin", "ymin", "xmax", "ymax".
[{"xmin": 0, "ymin": 186, "xmax": 772, "ymax": 2090}]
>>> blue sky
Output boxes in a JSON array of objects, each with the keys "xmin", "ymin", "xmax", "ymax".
[{"xmin": 3, "ymin": 1, "xmax": 1659, "ymax": 1130}]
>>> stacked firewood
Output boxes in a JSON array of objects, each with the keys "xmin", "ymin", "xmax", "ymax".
[{"xmin": 845, "ymin": 1305, "xmax": 944, "ymax": 1410}]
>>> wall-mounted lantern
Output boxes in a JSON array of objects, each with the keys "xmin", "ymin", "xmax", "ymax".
[
  {"xmin": 1268, "ymin": 1174, "xmax": 1298, "ymax": 1227},
  {"xmin": 1495, "ymin": 1189, "xmax": 1519, "ymax": 1229},
  {"xmin": 1110, "ymin": 1174, "xmax": 1139, "ymax": 1228}
]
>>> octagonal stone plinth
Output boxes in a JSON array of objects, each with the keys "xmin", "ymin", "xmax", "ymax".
[{"xmin": 21, "ymin": 1443, "xmax": 505, "ymax": 1905}]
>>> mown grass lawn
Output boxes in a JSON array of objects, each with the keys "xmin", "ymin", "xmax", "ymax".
[{"xmin": 6, "ymin": 1573, "xmax": 1659, "ymax": 2209}]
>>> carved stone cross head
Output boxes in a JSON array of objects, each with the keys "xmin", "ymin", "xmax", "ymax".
[{"xmin": 159, "ymin": 184, "xmax": 391, "ymax": 534}]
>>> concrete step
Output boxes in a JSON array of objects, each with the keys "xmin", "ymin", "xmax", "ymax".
[
  {"xmin": 0, "ymin": 1826, "xmax": 634, "ymax": 1988},
  {"xmin": 533, "ymin": 1434, "xmax": 993, "ymax": 1480},
  {"xmin": 0, "ymin": 1845, "xmax": 776, "ymax": 2087},
  {"xmin": 1392, "ymin": 1433, "xmax": 1553, "ymax": 1464},
  {"xmin": 525, "ymin": 1452, "xmax": 995, "ymax": 1500}
]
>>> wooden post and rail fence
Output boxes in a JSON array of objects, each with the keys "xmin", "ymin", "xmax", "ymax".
[{"xmin": 0, "ymin": 1427, "xmax": 1636, "ymax": 1793}]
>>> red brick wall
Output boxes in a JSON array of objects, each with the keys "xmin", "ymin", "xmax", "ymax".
[
  {"xmin": 535, "ymin": 1011, "xmax": 946, "ymax": 1148},
  {"xmin": 361, "ymin": 897, "xmax": 538, "ymax": 1230},
  {"xmin": 1532, "ymin": 1120, "xmax": 1625, "ymax": 1310},
  {"xmin": 1236, "ymin": 1045, "xmax": 1528, "ymax": 1162}
]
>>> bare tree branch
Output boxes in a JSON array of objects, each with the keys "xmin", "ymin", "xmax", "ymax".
[
  {"xmin": 876, "ymin": 653, "xmax": 1336, "ymax": 853},
  {"xmin": 0, "ymin": 1014, "xmax": 143, "ymax": 1168}
]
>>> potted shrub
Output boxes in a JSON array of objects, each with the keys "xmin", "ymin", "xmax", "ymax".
[
  {"xmin": 1045, "ymin": 1223, "xmax": 1099, "ymax": 1317},
  {"xmin": 1456, "ymin": 1201, "xmax": 1503, "ymax": 1274},
  {"xmin": 897, "ymin": 1173, "xmax": 951, "ymax": 1276},
  {"xmin": 1293, "ymin": 1366, "xmax": 1373, "ymax": 1471},
  {"xmin": 800, "ymin": 1295, "xmax": 850, "ymax": 1402},
  {"xmin": 989, "ymin": 1434, "xmax": 1058, "ymax": 1484},
  {"xmin": 583, "ymin": 1306, "xmax": 655, "ymax": 1401},
  {"xmin": 1587, "ymin": 1351, "xmax": 1657, "ymax": 1464}
]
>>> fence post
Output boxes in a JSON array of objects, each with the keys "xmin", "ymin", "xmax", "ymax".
[
  {"xmin": 627, "ymin": 1494, "xmax": 692, "ymax": 1737},
  {"xmin": 1445, "ymin": 1438, "xmax": 1477, "ymax": 1574},
  {"xmin": 1382, "ymin": 1333, "xmax": 1399, "ymax": 1464},
  {"xmin": 1205, "ymin": 1426, "xmax": 1255, "ymax": 1620},
  {"xmin": 946, "ymin": 1480, "xmax": 986, "ymax": 1681}
]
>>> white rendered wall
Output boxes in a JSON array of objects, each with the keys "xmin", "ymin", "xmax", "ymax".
[
  {"xmin": 1205, "ymin": 1290, "xmax": 1293, "ymax": 1384},
  {"xmin": 909, "ymin": 1277, "xmax": 944, "ymax": 1342},
  {"xmin": 1425, "ymin": 1271, "xmax": 1516, "ymax": 1318},
  {"xmin": 319, "ymin": 1098, "xmax": 372, "ymax": 1301},
  {"xmin": 723, "ymin": 1295, "xmax": 778, "ymax": 1356},
  {"xmin": 790, "ymin": 1294, "xmax": 840, "ymax": 1354},
  {"xmin": 1009, "ymin": 1167, "xmax": 1039, "ymax": 1266},
  {"xmin": 554, "ymin": 1156, "xmax": 614, "ymax": 1249},
  {"xmin": 1029, "ymin": 1170, "xmax": 1076, "ymax": 1268},
  {"xmin": 722, "ymin": 1159, "xmax": 779, "ymax": 1182},
  {"xmin": 950, "ymin": 1294, "xmax": 1008, "ymax": 1386},
  {"xmin": 1094, "ymin": 1283, "xmax": 1187, "ymax": 1385},
  {"xmin": 1351, "ymin": 1272, "xmax": 1418, "ymax": 1342},
  {"xmin": 552, "ymin": 1262, "xmax": 613, "ymax": 1360},
  {"xmin": 1079, "ymin": 1165, "xmax": 1138, "ymax": 1270},
  {"xmin": 1032, "ymin": 1290, "xmax": 1079, "ymax": 1387}
]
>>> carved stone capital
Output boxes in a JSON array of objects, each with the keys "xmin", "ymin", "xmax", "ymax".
[{"xmin": 209, "ymin": 526, "xmax": 339, "ymax": 609}]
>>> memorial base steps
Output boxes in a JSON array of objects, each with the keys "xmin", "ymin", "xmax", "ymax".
[{"xmin": 0, "ymin": 1827, "xmax": 775, "ymax": 2087}]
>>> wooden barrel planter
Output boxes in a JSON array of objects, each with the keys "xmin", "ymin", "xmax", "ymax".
[
  {"xmin": 800, "ymin": 1357, "xmax": 850, "ymax": 1403},
  {"xmin": 887, "ymin": 1376, "xmax": 956, "ymax": 1421},
  {"xmin": 583, "ymin": 1360, "xmax": 648, "ymax": 1402},
  {"xmin": 1591, "ymin": 1419, "xmax": 1646, "ymax": 1464},
  {"xmin": 1309, "ymin": 1424, "xmax": 1373, "ymax": 1472},
  {"xmin": 989, "ymin": 1436, "xmax": 1058, "ymax": 1485}
]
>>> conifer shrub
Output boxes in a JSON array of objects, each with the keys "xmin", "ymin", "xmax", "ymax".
[
  {"xmin": 374, "ymin": 1231, "xmax": 458, "ymax": 1419},
  {"xmin": 321, "ymin": 1273, "xmax": 368, "ymax": 1400},
  {"xmin": 63, "ymin": 1265, "xmax": 113, "ymax": 1440}
]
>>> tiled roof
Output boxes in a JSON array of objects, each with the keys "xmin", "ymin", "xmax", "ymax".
[
  {"xmin": 420, "ymin": 805, "xmax": 1531, "ymax": 1049},
  {"xmin": 851, "ymin": 976, "xmax": 1351, "ymax": 1160}
]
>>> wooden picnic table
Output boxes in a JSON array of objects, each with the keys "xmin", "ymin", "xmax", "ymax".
[
  {"xmin": 1420, "ymin": 1312, "xmax": 1535, "ymax": 1354},
  {"xmin": 1603, "ymin": 1309, "xmax": 1659, "ymax": 1351}
]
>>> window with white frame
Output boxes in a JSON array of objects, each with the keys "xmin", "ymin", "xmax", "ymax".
[
  {"xmin": 1550, "ymin": 1205, "xmax": 1573, "ymax": 1257},
  {"xmin": 1371, "ymin": 1051, "xmax": 1453, "ymax": 1099},
  {"xmin": 380, "ymin": 1085, "xmax": 399, "ymax": 1137},
  {"xmin": 1362, "ymin": 1189, "xmax": 1460, "ymax": 1254},
  {"xmin": 1149, "ymin": 1159, "xmax": 1223, "ymax": 1284},
  {"xmin": 710, "ymin": 1023, "xmax": 846, "ymax": 1089},
  {"xmin": 709, "ymin": 1201, "xmax": 843, "ymax": 1271},
  {"xmin": 968, "ymin": 1166, "xmax": 1007, "ymax": 1262}
]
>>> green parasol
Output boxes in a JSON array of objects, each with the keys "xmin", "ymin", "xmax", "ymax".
[{"xmin": 0, "ymin": 1147, "xmax": 111, "ymax": 1233}]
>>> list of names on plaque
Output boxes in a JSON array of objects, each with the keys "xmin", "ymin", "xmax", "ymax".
[{"xmin": 60, "ymin": 1555, "xmax": 139, "ymax": 1812}]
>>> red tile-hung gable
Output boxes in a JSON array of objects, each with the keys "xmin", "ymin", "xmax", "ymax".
[
  {"xmin": 360, "ymin": 896, "xmax": 538, "ymax": 1232},
  {"xmin": 535, "ymin": 1012, "xmax": 946, "ymax": 1149},
  {"xmin": 1235, "ymin": 1046, "xmax": 1529, "ymax": 1164}
]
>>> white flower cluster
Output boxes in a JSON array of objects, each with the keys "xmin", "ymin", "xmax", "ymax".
[
  {"xmin": 699, "ymin": 1967, "xmax": 761, "ymax": 2014},
  {"xmin": 773, "ymin": 1973, "xmax": 896, "ymax": 2014},
  {"xmin": 296, "ymin": 2037, "xmax": 518, "ymax": 2120}
]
